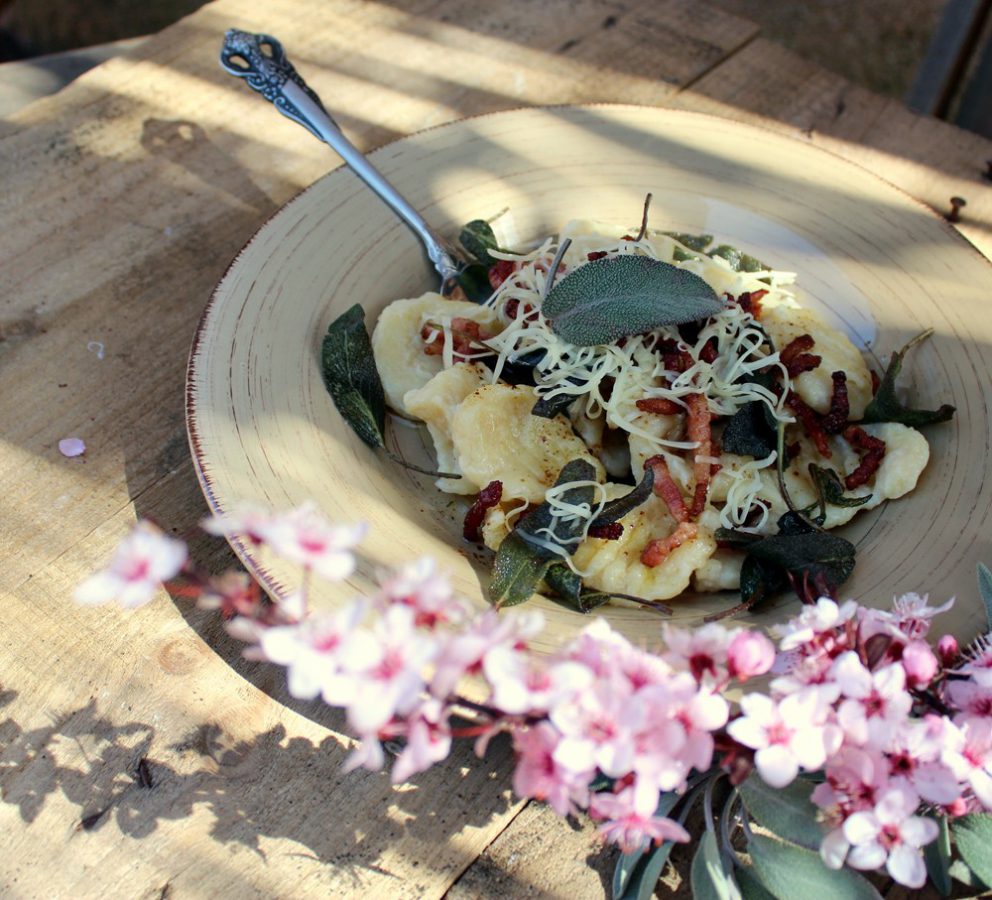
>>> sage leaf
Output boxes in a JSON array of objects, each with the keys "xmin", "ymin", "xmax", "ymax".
[
  {"xmin": 691, "ymin": 830, "xmax": 740, "ymax": 900},
  {"xmin": 665, "ymin": 231, "xmax": 713, "ymax": 252},
  {"xmin": 488, "ymin": 531, "xmax": 553, "ymax": 608},
  {"xmin": 948, "ymin": 858, "xmax": 990, "ymax": 890},
  {"xmin": 861, "ymin": 330, "xmax": 956, "ymax": 427},
  {"xmin": 321, "ymin": 304, "xmax": 386, "ymax": 450},
  {"xmin": 459, "ymin": 219, "xmax": 501, "ymax": 266},
  {"xmin": 543, "ymin": 255, "xmax": 724, "ymax": 347},
  {"xmin": 950, "ymin": 814, "xmax": 992, "ymax": 888},
  {"xmin": 747, "ymin": 833, "xmax": 883, "ymax": 900},
  {"xmin": 735, "ymin": 866, "xmax": 776, "ymax": 900},
  {"xmin": 978, "ymin": 563, "xmax": 992, "ymax": 631},
  {"xmin": 749, "ymin": 531, "xmax": 856, "ymax": 594},
  {"xmin": 613, "ymin": 792, "xmax": 683, "ymax": 900},
  {"xmin": 738, "ymin": 775, "xmax": 822, "ymax": 851},
  {"xmin": 532, "ymin": 384, "xmax": 581, "ymax": 419},
  {"xmin": 516, "ymin": 459, "xmax": 598, "ymax": 557},
  {"xmin": 807, "ymin": 464, "xmax": 872, "ymax": 510},
  {"xmin": 923, "ymin": 816, "xmax": 952, "ymax": 898},
  {"xmin": 545, "ymin": 564, "xmax": 610, "ymax": 614},
  {"xmin": 591, "ymin": 467, "xmax": 655, "ymax": 527},
  {"xmin": 454, "ymin": 263, "xmax": 493, "ymax": 303},
  {"xmin": 708, "ymin": 244, "xmax": 770, "ymax": 273},
  {"xmin": 722, "ymin": 401, "xmax": 778, "ymax": 458}
]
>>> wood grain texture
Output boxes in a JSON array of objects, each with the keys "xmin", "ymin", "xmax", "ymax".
[{"xmin": 0, "ymin": 0, "xmax": 761, "ymax": 896}]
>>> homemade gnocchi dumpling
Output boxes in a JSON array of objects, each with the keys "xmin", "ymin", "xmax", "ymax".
[
  {"xmin": 371, "ymin": 292, "xmax": 501, "ymax": 415},
  {"xmin": 449, "ymin": 383, "xmax": 605, "ymax": 504}
]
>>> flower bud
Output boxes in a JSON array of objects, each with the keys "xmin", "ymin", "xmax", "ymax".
[
  {"xmin": 937, "ymin": 634, "xmax": 959, "ymax": 666},
  {"xmin": 901, "ymin": 639, "xmax": 938, "ymax": 687},
  {"xmin": 727, "ymin": 630, "xmax": 776, "ymax": 681},
  {"xmin": 944, "ymin": 797, "xmax": 968, "ymax": 818}
]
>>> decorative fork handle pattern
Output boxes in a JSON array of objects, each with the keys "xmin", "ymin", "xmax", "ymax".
[{"xmin": 220, "ymin": 30, "xmax": 463, "ymax": 284}]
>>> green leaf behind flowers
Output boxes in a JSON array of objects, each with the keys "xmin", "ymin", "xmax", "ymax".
[
  {"xmin": 738, "ymin": 775, "xmax": 822, "ymax": 851},
  {"xmin": 543, "ymin": 255, "xmax": 724, "ymax": 346},
  {"xmin": 321, "ymin": 304, "xmax": 386, "ymax": 450},
  {"xmin": 690, "ymin": 830, "xmax": 740, "ymax": 900},
  {"xmin": 861, "ymin": 330, "xmax": 955, "ymax": 427},
  {"xmin": 950, "ymin": 814, "xmax": 992, "ymax": 889}
]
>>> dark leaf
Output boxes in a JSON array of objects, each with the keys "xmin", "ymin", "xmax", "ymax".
[
  {"xmin": 454, "ymin": 263, "xmax": 494, "ymax": 303},
  {"xmin": 691, "ymin": 830, "xmax": 740, "ymax": 900},
  {"xmin": 459, "ymin": 219, "xmax": 501, "ymax": 266},
  {"xmin": 321, "ymin": 304, "xmax": 386, "ymax": 450},
  {"xmin": 722, "ymin": 401, "xmax": 778, "ymax": 458},
  {"xmin": 516, "ymin": 459, "xmax": 598, "ymax": 557},
  {"xmin": 950, "ymin": 814, "xmax": 992, "ymax": 888},
  {"xmin": 978, "ymin": 563, "xmax": 992, "ymax": 631},
  {"xmin": 543, "ymin": 255, "xmax": 724, "ymax": 347},
  {"xmin": 735, "ymin": 865, "xmax": 776, "ymax": 900},
  {"xmin": 708, "ymin": 244, "xmax": 770, "ymax": 273},
  {"xmin": 923, "ymin": 816, "xmax": 952, "ymax": 897},
  {"xmin": 665, "ymin": 231, "xmax": 713, "ymax": 252},
  {"xmin": 947, "ymin": 858, "xmax": 990, "ymax": 890},
  {"xmin": 531, "ymin": 386, "xmax": 581, "ymax": 419},
  {"xmin": 807, "ymin": 464, "xmax": 872, "ymax": 509},
  {"xmin": 715, "ymin": 527, "xmax": 764, "ymax": 550},
  {"xmin": 861, "ymin": 331, "xmax": 956, "ymax": 427},
  {"xmin": 738, "ymin": 775, "xmax": 822, "ymax": 851},
  {"xmin": 739, "ymin": 554, "xmax": 781, "ymax": 610},
  {"xmin": 488, "ymin": 531, "xmax": 553, "ymax": 608},
  {"xmin": 747, "ymin": 833, "xmax": 883, "ymax": 900},
  {"xmin": 749, "ymin": 532, "xmax": 856, "ymax": 591},
  {"xmin": 545, "ymin": 563, "xmax": 583, "ymax": 603},
  {"xmin": 591, "ymin": 467, "xmax": 655, "ymax": 527},
  {"xmin": 775, "ymin": 510, "xmax": 822, "ymax": 536}
]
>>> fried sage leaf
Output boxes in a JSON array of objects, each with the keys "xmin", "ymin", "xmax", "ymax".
[
  {"xmin": 459, "ymin": 219, "xmax": 501, "ymax": 266},
  {"xmin": 590, "ymin": 466, "xmax": 655, "ymax": 527},
  {"xmin": 664, "ymin": 231, "xmax": 713, "ymax": 252},
  {"xmin": 454, "ymin": 263, "xmax": 493, "ymax": 303},
  {"xmin": 543, "ymin": 255, "xmax": 724, "ymax": 347},
  {"xmin": 708, "ymin": 243, "xmax": 770, "ymax": 273},
  {"xmin": 516, "ymin": 459, "xmax": 599, "ymax": 557},
  {"xmin": 489, "ymin": 531, "xmax": 553, "ymax": 608},
  {"xmin": 722, "ymin": 399, "xmax": 778, "ymax": 458},
  {"xmin": 807, "ymin": 464, "xmax": 872, "ymax": 510},
  {"xmin": 545, "ymin": 564, "xmax": 611, "ymax": 613},
  {"xmin": 321, "ymin": 304, "xmax": 386, "ymax": 450},
  {"xmin": 861, "ymin": 330, "xmax": 956, "ymax": 427}
]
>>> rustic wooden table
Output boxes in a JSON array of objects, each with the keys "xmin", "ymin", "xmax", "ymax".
[{"xmin": 2, "ymin": 1, "xmax": 992, "ymax": 896}]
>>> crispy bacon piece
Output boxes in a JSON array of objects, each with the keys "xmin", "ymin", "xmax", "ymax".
[
  {"xmin": 686, "ymin": 393, "xmax": 713, "ymax": 519},
  {"xmin": 641, "ymin": 522, "xmax": 698, "ymax": 567},
  {"xmin": 635, "ymin": 397, "xmax": 682, "ymax": 416},
  {"xmin": 656, "ymin": 339, "xmax": 694, "ymax": 373},
  {"xmin": 843, "ymin": 426, "xmax": 886, "ymax": 489},
  {"xmin": 503, "ymin": 298, "xmax": 535, "ymax": 321},
  {"xmin": 463, "ymin": 480, "xmax": 503, "ymax": 542},
  {"xmin": 821, "ymin": 371, "xmax": 850, "ymax": 435},
  {"xmin": 588, "ymin": 522, "xmax": 624, "ymax": 540},
  {"xmin": 780, "ymin": 334, "xmax": 823, "ymax": 377},
  {"xmin": 699, "ymin": 337, "xmax": 719, "ymax": 364},
  {"xmin": 870, "ymin": 369, "xmax": 881, "ymax": 395},
  {"xmin": 645, "ymin": 455, "xmax": 689, "ymax": 523},
  {"xmin": 736, "ymin": 289, "xmax": 768, "ymax": 318},
  {"xmin": 587, "ymin": 250, "xmax": 608, "ymax": 261},
  {"xmin": 421, "ymin": 317, "xmax": 492, "ymax": 361},
  {"xmin": 786, "ymin": 391, "xmax": 831, "ymax": 458},
  {"xmin": 488, "ymin": 259, "xmax": 518, "ymax": 289}
]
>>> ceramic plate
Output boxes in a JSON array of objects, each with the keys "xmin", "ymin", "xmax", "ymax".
[{"xmin": 186, "ymin": 105, "xmax": 992, "ymax": 653}]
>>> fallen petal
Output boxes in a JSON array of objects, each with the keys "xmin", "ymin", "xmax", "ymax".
[{"xmin": 59, "ymin": 437, "xmax": 86, "ymax": 457}]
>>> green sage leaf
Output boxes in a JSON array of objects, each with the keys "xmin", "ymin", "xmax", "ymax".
[
  {"xmin": 749, "ymin": 532, "xmax": 856, "ymax": 592},
  {"xmin": 665, "ymin": 231, "xmax": 713, "ymax": 252},
  {"xmin": 747, "ymin": 833, "xmax": 883, "ymax": 900},
  {"xmin": 807, "ymin": 464, "xmax": 872, "ymax": 510},
  {"xmin": 459, "ymin": 219, "xmax": 501, "ymax": 266},
  {"xmin": 978, "ymin": 563, "xmax": 992, "ymax": 631},
  {"xmin": 488, "ymin": 531, "xmax": 553, "ymax": 608},
  {"xmin": 691, "ymin": 830, "xmax": 740, "ymax": 900},
  {"xmin": 722, "ymin": 400, "xmax": 778, "ymax": 458},
  {"xmin": 591, "ymin": 467, "xmax": 655, "ymax": 527},
  {"xmin": 861, "ymin": 331, "xmax": 955, "ymax": 427},
  {"xmin": 543, "ymin": 255, "xmax": 724, "ymax": 347},
  {"xmin": 735, "ymin": 865, "xmax": 776, "ymax": 900},
  {"xmin": 738, "ymin": 775, "xmax": 822, "ymax": 851},
  {"xmin": 923, "ymin": 816, "xmax": 952, "ymax": 897},
  {"xmin": 708, "ymin": 244, "xmax": 770, "ymax": 273},
  {"xmin": 454, "ymin": 263, "xmax": 493, "ymax": 303},
  {"xmin": 320, "ymin": 304, "xmax": 386, "ymax": 450},
  {"xmin": 516, "ymin": 459, "xmax": 598, "ymax": 557},
  {"xmin": 951, "ymin": 814, "xmax": 992, "ymax": 888},
  {"xmin": 532, "ymin": 384, "xmax": 581, "ymax": 419},
  {"xmin": 947, "ymin": 858, "xmax": 990, "ymax": 890}
]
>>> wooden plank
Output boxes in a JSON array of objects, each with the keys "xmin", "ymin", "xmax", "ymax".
[
  {"xmin": 669, "ymin": 37, "xmax": 992, "ymax": 258},
  {"xmin": 0, "ymin": 0, "xmax": 759, "ymax": 896}
]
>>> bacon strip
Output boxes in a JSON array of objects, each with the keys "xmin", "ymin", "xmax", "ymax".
[
  {"xmin": 821, "ymin": 371, "xmax": 850, "ymax": 435},
  {"xmin": 686, "ymin": 393, "xmax": 713, "ymax": 519},
  {"xmin": 736, "ymin": 289, "xmax": 768, "ymax": 318},
  {"xmin": 488, "ymin": 259, "xmax": 518, "ymax": 289},
  {"xmin": 421, "ymin": 317, "xmax": 493, "ymax": 361},
  {"xmin": 645, "ymin": 455, "xmax": 689, "ymax": 523},
  {"xmin": 786, "ymin": 391, "xmax": 831, "ymax": 458},
  {"xmin": 588, "ymin": 522, "xmax": 624, "ymax": 540},
  {"xmin": 699, "ymin": 338, "xmax": 719, "ymax": 364},
  {"xmin": 636, "ymin": 397, "xmax": 682, "ymax": 415},
  {"xmin": 587, "ymin": 250, "xmax": 608, "ymax": 261},
  {"xmin": 641, "ymin": 522, "xmax": 698, "ymax": 567},
  {"xmin": 463, "ymin": 481, "xmax": 503, "ymax": 542},
  {"xmin": 843, "ymin": 426, "xmax": 886, "ymax": 489},
  {"xmin": 780, "ymin": 334, "xmax": 822, "ymax": 377}
]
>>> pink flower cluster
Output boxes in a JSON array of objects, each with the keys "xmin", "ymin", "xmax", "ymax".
[
  {"xmin": 725, "ymin": 595, "xmax": 992, "ymax": 888},
  {"xmin": 76, "ymin": 507, "xmax": 992, "ymax": 890}
]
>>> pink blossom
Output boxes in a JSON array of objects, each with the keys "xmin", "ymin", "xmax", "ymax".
[
  {"xmin": 662, "ymin": 623, "xmax": 733, "ymax": 684},
  {"xmin": 941, "ymin": 719, "xmax": 992, "ymax": 810},
  {"xmin": 900, "ymin": 640, "xmax": 938, "ymax": 688},
  {"xmin": 484, "ymin": 647, "xmax": 593, "ymax": 715},
  {"xmin": 727, "ymin": 630, "xmax": 776, "ymax": 681},
  {"xmin": 262, "ymin": 503, "xmax": 367, "ymax": 580},
  {"xmin": 342, "ymin": 734, "xmax": 386, "ymax": 773},
  {"xmin": 836, "ymin": 787, "xmax": 938, "ymax": 888},
  {"xmin": 945, "ymin": 677, "xmax": 992, "ymax": 720},
  {"xmin": 589, "ymin": 786, "xmax": 690, "ymax": 853},
  {"xmin": 58, "ymin": 437, "xmax": 86, "ymax": 457},
  {"xmin": 550, "ymin": 680, "xmax": 642, "ymax": 778},
  {"xmin": 390, "ymin": 699, "xmax": 453, "ymax": 783},
  {"xmin": 74, "ymin": 521, "xmax": 186, "ymax": 608},
  {"xmin": 814, "ymin": 746, "xmax": 889, "ymax": 817},
  {"xmin": 641, "ymin": 674, "xmax": 729, "ymax": 776},
  {"xmin": 953, "ymin": 633, "xmax": 992, "ymax": 682},
  {"xmin": 884, "ymin": 717, "xmax": 962, "ymax": 805},
  {"xmin": 375, "ymin": 557, "xmax": 467, "ymax": 628},
  {"xmin": 831, "ymin": 653, "xmax": 912, "ymax": 748},
  {"xmin": 775, "ymin": 597, "xmax": 858, "ymax": 652},
  {"xmin": 727, "ymin": 687, "xmax": 841, "ymax": 788},
  {"xmin": 512, "ymin": 722, "xmax": 590, "ymax": 815},
  {"xmin": 937, "ymin": 634, "xmax": 959, "ymax": 666},
  {"xmin": 565, "ymin": 619, "xmax": 642, "ymax": 679},
  {"xmin": 344, "ymin": 606, "xmax": 436, "ymax": 734},
  {"xmin": 201, "ymin": 502, "xmax": 278, "ymax": 546},
  {"xmin": 887, "ymin": 593, "xmax": 955, "ymax": 640}
]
